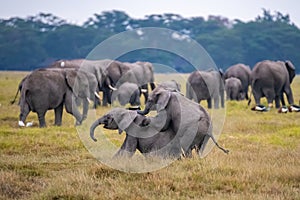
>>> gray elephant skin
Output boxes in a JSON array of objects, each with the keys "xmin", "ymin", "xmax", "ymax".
[
  {"xmin": 251, "ymin": 60, "xmax": 295, "ymax": 108},
  {"xmin": 158, "ymin": 80, "xmax": 181, "ymax": 92},
  {"xmin": 116, "ymin": 61, "xmax": 156, "ymax": 103},
  {"xmin": 138, "ymin": 86, "xmax": 229, "ymax": 157},
  {"xmin": 225, "ymin": 77, "xmax": 243, "ymax": 101},
  {"xmin": 111, "ymin": 82, "xmax": 141, "ymax": 107},
  {"xmin": 49, "ymin": 59, "xmax": 114, "ymax": 106},
  {"xmin": 90, "ymin": 108, "xmax": 181, "ymax": 158},
  {"xmin": 224, "ymin": 63, "xmax": 251, "ymax": 100},
  {"xmin": 186, "ymin": 70, "xmax": 225, "ymax": 109},
  {"xmin": 18, "ymin": 68, "xmax": 94, "ymax": 127}
]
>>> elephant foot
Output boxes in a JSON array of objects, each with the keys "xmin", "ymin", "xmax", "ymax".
[
  {"xmin": 18, "ymin": 121, "xmax": 33, "ymax": 127},
  {"xmin": 289, "ymin": 105, "xmax": 300, "ymax": 112},
  {"xmin": 278, "ymin": 106, "xmax": 289, "ymax": 113},
  {"xmin": 251, "ymin": 105, "xmax": 269, "ymax": 112}
]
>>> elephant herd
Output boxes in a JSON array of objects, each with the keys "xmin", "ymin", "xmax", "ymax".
[{"xmin": 12, "ymin": 58, "xmax": 299, "ymax": 159}]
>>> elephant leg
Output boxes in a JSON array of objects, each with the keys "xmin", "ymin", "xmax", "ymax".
[
  {"xmin": 37, "ymin": 111, "xmax": 47, "ymax": 128},
  {"xmin": 207, "ymin": 98, "xmax": 212, "ymax": 109},
  {"xmin": 82, "ymin": 98, "xmax": 89, "ymax": 120},
  {"xmin": 284, "ymin": 87, "xmax": 294, "ymax": 105},
  {"xmin": 65, "ymin": 94, "xmax": 83, "ymax": 125},
  {"xmin": 114, "ymin": 135, "xmax": 137, "ymax": 158},
  {"xmin": 280, "ymin": 94, "xmax": 286, "ymax": 106},
  {"xmin": 19, "ymin": 102, "xmax": 30, "ymax": 126},
  {"xmin": 213, "ymin": 96, "xmax": 219, "ymax": 109},
  {"xmin": 54, "ymin": 103, "xmax": 64, "ymax": 126},
  {"xmin": 102, "ymin": 88, "xmax": 111, "ymax": 106},
  {"xmin": 275, "ymin": 95, "xmax": 281, "ymax": 108}
]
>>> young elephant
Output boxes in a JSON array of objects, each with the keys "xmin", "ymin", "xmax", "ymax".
[
  {"xmin": 138, "ymin": 86, "xmax": 229, "ymax": 157},
  {"xmin": 225, "ymin": 77, "xmax": 243, "ymax": 101},
  {"xmin": 90, "ymin": 108, "xmax": 181, "ymax": 158}
]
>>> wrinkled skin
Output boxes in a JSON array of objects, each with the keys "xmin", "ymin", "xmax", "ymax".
[
  {"xmin": 111, "ymin": 82, "xmax": 141, "ymax": 106},
  {"xmin": 186, "ymin": 70, "xmax": 225, "ymax": 109},
  {"xmin": 225, "ymin": 77, "xmax": 243, "ymax": 101},
  {"xmin": 90, "ymin": 108, "xmax": 181, "ymax": 158},
  {"xmin": 138, "ymin": 87, "xmax": 229, "ymax": 157},
  {"xmin": 224, "ymin": 63, "xmax": 251, "ymax": 100},
  {"xmin": 251, "ymin": 60, "xmax": 295, "ymax": 108},
  {"xmin": 18, "ymin": 68, "xmax": 92, "ymax": 127}
]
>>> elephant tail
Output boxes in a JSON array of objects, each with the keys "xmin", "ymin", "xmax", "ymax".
[{"xmin": 10, "ymin": 86, "xmax": 20, "ymax": 105}]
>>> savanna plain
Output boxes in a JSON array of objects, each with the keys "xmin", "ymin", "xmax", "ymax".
[{"xmin": 0, "ymin": 71, "xmax": 299, "ymax": 200}]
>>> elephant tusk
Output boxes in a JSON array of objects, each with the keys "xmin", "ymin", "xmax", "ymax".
[
  {"xmin": 87, "ymin": 98, "xmax": 92, "ymax": 104},
  {"xmin": 108, "ymin": 84, "xmax": 117, "ymax": 91},
  {"xmin": 94, "ymin": 92, "xmax": 101, "ymax": 99},
  {"xmin": 141, "ymin": 89, "xmax": 148, "ymax": 93}
]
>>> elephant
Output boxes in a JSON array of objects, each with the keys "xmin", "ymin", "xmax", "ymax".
[
  {"xmin": 18, "ymin": 68, "xmax": 94, "ymax": 127},
  {"xmin": 225, "ymin": 77, "xmax": 243, "ymax": 101},
  {"xmin": 90, "ymin": 108, "xmax": 181, "ymax": 158},
  {"xmin": 49, "ymin": 58, "xmax": 116, "ymax": 106},
  {"xmin": 111, "ymin": 82, "xmax": 142, "ymax": 108},
  {"xmin": 115, "ymin": 61, "xmax": 156, "ymax": 103},
  {"xmin": 158, "ymin": 80, "xmax": 181, "ymax": 92},
  {"xmin": 138, "ymin": 86, "xmax": 229, "ymax": 157},
  {"xmin": 251, "ymin": 60, "xmax": 295, "ymax": 109},
  {"xmin": 186, "ymin": 69, "xmax": 225, "ymax": 109},
  {"xmin": 224, "ymin": 63, "xmax": 251, "ymax": 100}
]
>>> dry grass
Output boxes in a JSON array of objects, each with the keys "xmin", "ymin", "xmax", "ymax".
[{"xmin": 0, "ymin": 71, "xmax": 299, "ymax": 199}]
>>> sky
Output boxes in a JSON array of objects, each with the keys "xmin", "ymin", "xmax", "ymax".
[{"xmin": 0, "ymin": 0, "xmax": 300, "ymax": 27}]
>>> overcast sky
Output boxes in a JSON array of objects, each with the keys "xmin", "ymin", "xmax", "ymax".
[{"xmin": 1, "ymin": 0, "xmax": 300, "ymax": 26}]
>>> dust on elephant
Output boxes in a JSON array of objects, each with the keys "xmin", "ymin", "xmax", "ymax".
[
  {"xmin": 18, "ymin": 68, "xmax": 94, "ymax": 127},
  {"xmin": 111, "ymin": 82, "xmax": 142, "ymax": 108},
  {"xmin": 186, "ymin": 70, "xmax": 225, "ymax": 109},
  {"xmin": 224, "ymin": 63, "xmax": 251, "ymax": 100},
  {"xmin": 90, "ymin": 108, "xmax": 181, "ymax": 158},
  {"xmin": 251, "ymin": 60, "xmax": 295, "ymax": 109},
  {"xmin": 138, "ymin": 86, "xmax": 229, "ymax": 157},
  {"xmin": 225, "ymin": 77, "xmax": 243, "ymax": 101}
]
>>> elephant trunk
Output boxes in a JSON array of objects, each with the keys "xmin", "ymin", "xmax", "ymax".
[
  {"xmin": 90, "ymin": 118, "xmax": 104, "ymax": 142},
  {"xmin": 137, "ymin": 102, "xmax": 152, "ymax": 115}
]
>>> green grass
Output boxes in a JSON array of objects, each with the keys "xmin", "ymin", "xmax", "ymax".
[{"xmin": 0, "ymin": 71, "xmax": 299, "ymax": 199}]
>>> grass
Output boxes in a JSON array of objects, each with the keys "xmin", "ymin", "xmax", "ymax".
[{"xmin": 0, "ymin": 71, "xmax": 299, "ymax": 199}]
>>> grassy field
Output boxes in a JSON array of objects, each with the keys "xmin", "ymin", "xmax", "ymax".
[{"xmin": 0, "ymin": 71, "xmax": 299, "ymax": 200}]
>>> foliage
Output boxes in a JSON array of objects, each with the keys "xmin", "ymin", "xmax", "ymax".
[{"xmin": 0, "ymin": 10, "xmax": 300, "ymax": 73}]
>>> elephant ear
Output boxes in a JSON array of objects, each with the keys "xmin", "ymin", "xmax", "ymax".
[
  {"xmin": 285, "ymin": 60, "xmax": 295, "ymax": 83},
  {"xmin": 112, "ymin": 108, "xmax": 138, "ymax": 131},
  {"xmin": 156, "ymin": 89, "xmax": 171, "ymax": 112},
  {"xmin": 65, "ymin": 70, "xmax": 77, "ymax": 92}
]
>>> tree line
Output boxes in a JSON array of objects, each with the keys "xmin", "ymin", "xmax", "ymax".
[{"xmin": 0, "ymin": 9, "xmax": 299, "ymax": 73}]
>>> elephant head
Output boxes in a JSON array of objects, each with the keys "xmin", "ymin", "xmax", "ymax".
[{"xmin": 90, "ymin": 108, "xmax": 150, "ymax": 141}]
